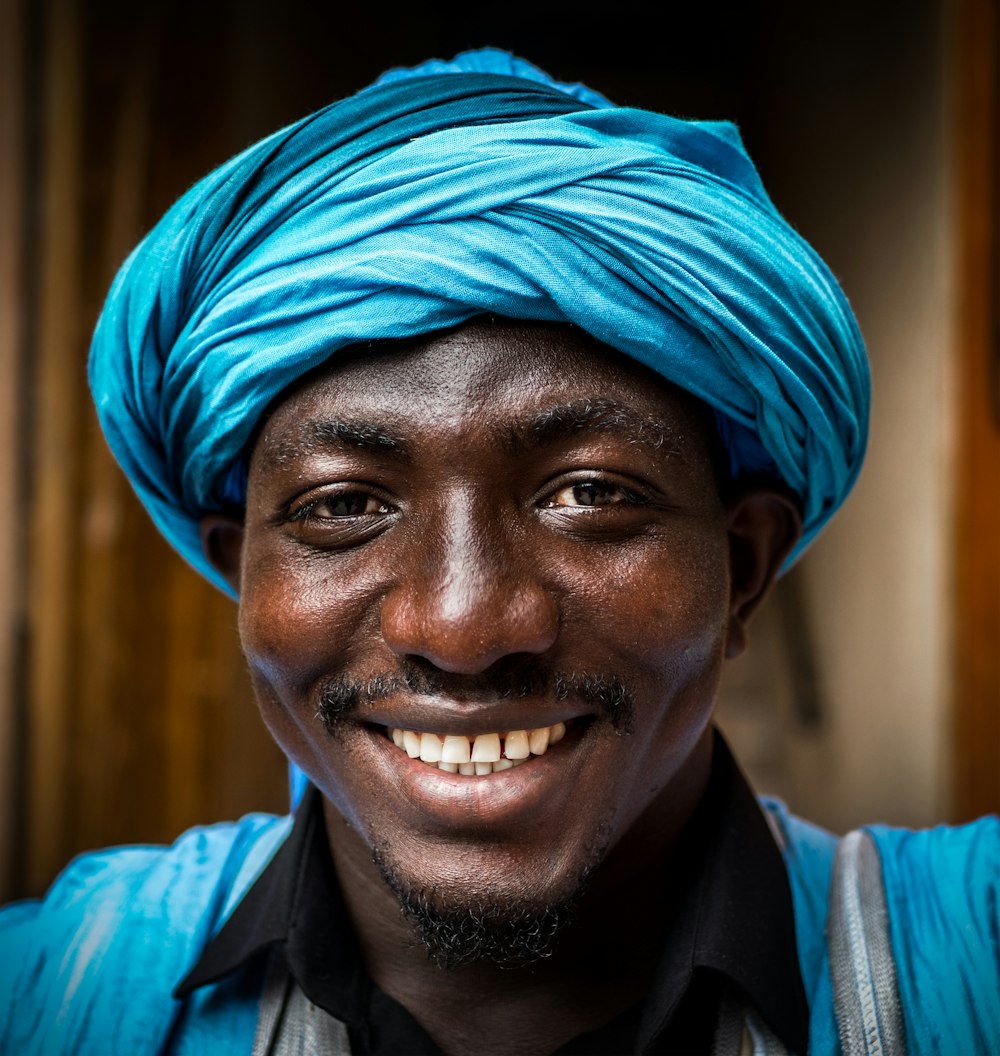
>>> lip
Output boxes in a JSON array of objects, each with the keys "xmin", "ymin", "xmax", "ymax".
[
  {"xmin": 356, "ymin": 717, "xmax": 593, "ymax": 835},
  {"xmin": 360, "ymin": 697, "xmax": 590, "ymax": 737}
]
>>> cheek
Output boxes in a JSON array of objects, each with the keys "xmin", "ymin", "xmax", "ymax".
[
  {"xmin": 236, "ymin": 554, "xmax": 381, "ymax": 808},
  {"xmin": 237, "ymin": 544, "xmax": 382, "ymax": 694},
  {"xmin": 562, "ymin": 524, "xmax": 730, "ymax": 664},
  {"xmin": 579, "ymin": 527, "xmax": 729, "ymax": 759}
]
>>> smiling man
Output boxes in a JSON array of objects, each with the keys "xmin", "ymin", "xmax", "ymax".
[
  {"xmin": 3, "ymin": 48, "xmax": 999, "ymax": 1056},
  {"xmin": 192, "ymin": 320, "xmax": 803, "ymax": 1053}
]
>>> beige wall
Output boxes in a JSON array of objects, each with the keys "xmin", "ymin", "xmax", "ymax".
[{"xmin": 719, "ymin": 1, "xmax": 954, "ymax": 831}]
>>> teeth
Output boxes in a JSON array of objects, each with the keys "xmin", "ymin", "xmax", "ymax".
[
  {"xmin": 441, "ymin": 735, "xmax": 471, "ymax": 764},
  {"xmin": 471, "ymin": 733, "xmax": 501, "ymax": 763},
  {"xmin": 504, "ymin": 730, "xmax": 530, "ymax": 760},
  {"xmin": 528, "ymin": 727, "xmax": 550, "ymax": 755},
  {"xmin": 387, "ymin": 720, "xmax": 571, "ymax": 777},
  {"xmin": 419, "ymin": 732, "xmax": 443, "ymax": 763}
]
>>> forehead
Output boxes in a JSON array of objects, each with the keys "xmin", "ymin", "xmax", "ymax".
[{"xmin": 258, "ymin": 319, "xmax": 719, "ymax": 455}]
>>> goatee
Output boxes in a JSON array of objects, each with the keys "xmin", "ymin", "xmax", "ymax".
[{"xmin": 369, "ymin": 844, "xmax": 599, "ymax": 970}]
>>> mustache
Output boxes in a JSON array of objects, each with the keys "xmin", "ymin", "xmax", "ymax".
[{"xmin": 316, "ymin": 663, "xmax": 636, "ymax": 735}]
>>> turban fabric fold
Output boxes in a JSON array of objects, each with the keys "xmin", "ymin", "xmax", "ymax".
[{"xmin": 90, "ymin": 49, "xmax": 868, "ymax": 595}]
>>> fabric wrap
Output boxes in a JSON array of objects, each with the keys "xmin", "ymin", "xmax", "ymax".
[
  {"xmin": 4, "ymin": 804, "xmax": 999, "ymax": 1054},
  {"xmin": 89, "ymin": 50, "xmax": 869, "ymax": 595}
]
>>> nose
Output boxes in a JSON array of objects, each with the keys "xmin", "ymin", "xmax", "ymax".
[{"xmin": 380, "ymin": 505, "xmax": 559, "ymax": 674}]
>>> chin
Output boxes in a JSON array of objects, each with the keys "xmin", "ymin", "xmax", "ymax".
[{"xmin": 368, "ymin": 834, "xmax": 607, "ymax": 970}]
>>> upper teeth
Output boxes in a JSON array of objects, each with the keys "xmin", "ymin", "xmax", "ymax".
[{"xmin": 388, "ymin": 722, "xmax": 567, "ymax": 775}]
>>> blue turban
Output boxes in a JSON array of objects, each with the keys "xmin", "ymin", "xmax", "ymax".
[{"xmin": 90, "ymin": 49, "xmax": 868, "ymax": 596}]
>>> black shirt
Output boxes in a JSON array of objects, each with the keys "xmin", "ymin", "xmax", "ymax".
[{"xmin": 178, "ymin": 732, "xmax": 808, "ymax": 1054}]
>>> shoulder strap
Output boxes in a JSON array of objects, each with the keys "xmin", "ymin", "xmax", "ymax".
[
  {"xmin": 252, "ymin": 947, "xmax": 352, "ymax": 1056},
  {"xmin": 827, "ymin": 829, "xmax": 907, "ymax": 1056},
  {"xmin": 712, "ymin": 991, "xmax": 789, "ymax": 1056}
]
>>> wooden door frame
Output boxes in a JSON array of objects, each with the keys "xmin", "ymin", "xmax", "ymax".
[
  {"xmin": 952, "ymin": 0, "xmax": 1000, "ymax": 820},
  {"xmin": 0, "ymin": 0, "xmax": 28, "ymax": 902}
]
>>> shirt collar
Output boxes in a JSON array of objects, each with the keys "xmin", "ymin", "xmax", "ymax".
[
  {"xmin": 634, "ymin": 733, "xmax": 809, "ymax": 1051},
  {"xmin": 177, "ymin": 730, "xmax": 808, "ymax": 1054},
  {"xmin": 175, "ymin": 787, "xmax": 365, "ymax": 1014}
]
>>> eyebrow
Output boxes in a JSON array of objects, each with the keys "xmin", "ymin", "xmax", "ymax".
[
  {"xmin": 259, "ymin": 418, "xmax": 410, "ymax": 468},
  {"xmin": 503, "ymin": 398, "xmax": 684, "ymax": 459},
  {"xmin": 258, "ymin": 398, "xmax": 684, "ymax": 468}
]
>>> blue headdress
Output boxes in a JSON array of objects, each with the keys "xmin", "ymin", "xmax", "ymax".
[{"xmin": 90, "ymin": 49, "xmax": 868, "ymax": 595}]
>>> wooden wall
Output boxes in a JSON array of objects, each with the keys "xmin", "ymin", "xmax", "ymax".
[
  {"xmin": 0, "ymin": 0, "xmax": 28, "ymax": 902},
  {"xmin": 952, "ymin": 0, "xmax": 1000, "ymax": 822},
  {"xmin": 5, "ymin": 0, "xmax": 297, "ymax": 899}
]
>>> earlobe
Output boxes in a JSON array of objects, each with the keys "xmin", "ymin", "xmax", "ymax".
[
  {"xmin": 199, "ymin": 514, "xmax": 246, "ymax": 596},
  {"xmin": 724, "ymin": 487, "xmax": 803, "ymax": 659}
]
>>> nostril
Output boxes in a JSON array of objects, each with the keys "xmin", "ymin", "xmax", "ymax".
[{"xmin": 379, "ymin": 581, "xmax": 558, "ymax": 675}]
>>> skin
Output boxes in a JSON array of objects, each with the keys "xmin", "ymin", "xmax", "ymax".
[{"xmin": 203, "ymin": 319, "xmax": 801, "ymax": 1056}]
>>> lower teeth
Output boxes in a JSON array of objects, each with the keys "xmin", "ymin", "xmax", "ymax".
[{"xmin": 430, "ymin": 757, "xmax": 523, "ymax": 775}]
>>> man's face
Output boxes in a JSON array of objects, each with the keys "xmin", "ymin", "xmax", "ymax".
[{"xmin": 230, "ymin": 320, "xmax": 742, "ymax": 949}]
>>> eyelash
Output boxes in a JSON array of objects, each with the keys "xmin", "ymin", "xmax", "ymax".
[
  {"xmin": 281, "ymin": 473, "xmax": 654, "ymax": 541},
  {"xmin": 287, "ymin": 489, "xmax": 393, "ymax": 523},
  {"xmin": 542, "ymin": 477, "xmax": 650, "ymax": 510}
]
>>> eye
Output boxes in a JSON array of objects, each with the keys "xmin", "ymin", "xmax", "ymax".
[
  {"xmin": 543, "ymin": 479, "xmax": 647, "ymax": 509},
  {"xmin": 289, "ymin": 489, "xmax": 392, "ymax": 522}
]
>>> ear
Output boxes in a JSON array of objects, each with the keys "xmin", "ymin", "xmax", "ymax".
[
  {"xmin": 199, "ymin": 513, "xmax": 246, "ymax": 597},
  {"xmin": 724, "ymin": 487, "xmax": 803, "ymax": 659}
]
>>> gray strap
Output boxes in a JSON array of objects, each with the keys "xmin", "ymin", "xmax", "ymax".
[
  {"xmin": 251, "ymin": 947, "xmax": 353, "ymax": 1056},
  {"xmin": 712, "ymin": 992, "xmax": 747, "ymax": 1056},
  {"xmin": 712, "ymin": 993, "xmax": 788, "ymax": 1056},
  {"xmin": 745, "ymin": 1009, "xmax": 789, "ymax": 1056},
  {"xmin": 252, "ymin": 950, "xmax": 293, "ymax": 1056},
  {"xmin": 828, "ymin": 829, "xmax": 907, "ymax": 1056}
]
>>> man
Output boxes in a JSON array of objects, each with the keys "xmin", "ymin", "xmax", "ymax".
[{"xmin": 2, "ymin": 49, "xmax": 997, "ymax": 1056}]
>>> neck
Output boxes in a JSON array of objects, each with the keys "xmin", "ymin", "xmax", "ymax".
[{"xmin": 323, "ymin": 733, "xmax": 713, "ymax": 1056}]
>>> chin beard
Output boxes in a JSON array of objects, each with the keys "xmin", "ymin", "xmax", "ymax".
[{"xmin": 370, "ymin": 844, "xmax": 603, "ymax": 971}]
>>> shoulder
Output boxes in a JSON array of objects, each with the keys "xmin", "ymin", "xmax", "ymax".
[
  {"xmin": 868, "ymin": 811, "xmax": 1000, "ymax": 884},
  {"xmin": 867, "ymin": 817, "xmax": 1000, "ymax": 1053},
  {"xmin": 759, "ymin": 797, "xmax": 838, "ymax": 1010},
  {"xmin": 865, "ymin": 815, "xmax": 1000, "ymax": 963},
  {"xmin": 764, "ymin": 803, "xmax": 1000, "ymax": 1054},
  {"xmin": 0, "ymin": 813, "xmax": 292, "ymax": 1056}
]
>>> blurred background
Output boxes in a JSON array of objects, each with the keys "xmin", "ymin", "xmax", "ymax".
[{"xmin": 1, "ymin": 0, "xmax": 997, "ymax": 901}]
